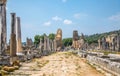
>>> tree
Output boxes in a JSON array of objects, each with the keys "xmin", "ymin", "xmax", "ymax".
[
  {"xmin": 39, "ymin": 34, "xmax": 44, "ymax": 42},
  {"xmin": 62, "ymin": 38, "xmax": 72, "ymax": 46},
  {"xmin": 34, "ymin": 35, "xmax": 40, "ymax": 45},
  {"xmin": 48, "ymin": 33, "xmax": 55, "ymax": 40}
]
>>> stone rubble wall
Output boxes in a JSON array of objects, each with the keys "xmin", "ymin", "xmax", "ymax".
[
  {"xmin": 86, "ymin": 54, "xmax": 120, "ymax": 76},
  {"xmin": 0, "ymin": 56, "xmax": 10, "ymax": 65}
]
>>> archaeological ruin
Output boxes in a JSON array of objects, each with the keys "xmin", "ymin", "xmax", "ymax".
[
  {"xmin": 98, "ymin": 34, "xmax": 120, "ymax": 51},
  {"xmin": 0, "ymin": 0, "xmax": 120, "ymax": 76},
  {"xmin": 55, "ymin": 29, "xmax": 63, "ymax": 51},
  {"xmin": 72, "ymin": 30, "xmax": 87, "ymax": 50}
]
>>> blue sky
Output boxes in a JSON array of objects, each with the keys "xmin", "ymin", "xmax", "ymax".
[{"xmin": 7, "ymin": 0, "xmax": 120, "ymax": 42}]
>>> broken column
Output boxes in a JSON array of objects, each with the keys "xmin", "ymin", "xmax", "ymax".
[
  {"xmin": 101, "ymin": 37, "xmax": 106, "ymax": 50},
  {"xmin": 44, "ymin": 34, "xmax": 47, "ymax": 51},
  {"xmin": 10, "ymin": 13, "xmax": 16, "ymax": 57},
  {"xmin": 47, "ymin": 38, "xmax": 51, "ymax": 51},
  {"xmin": 117, "ymin": 35, "xmax": 120, "ymax": 51},
  {"xmin": 0, "ymin": 0, "xmax": 7, "ymax": 55},
  {"xmin": 26, "ymin": 38, "xmax": 33, "ymax": 48},
  {"xmin": 72, "ymin": 30, "xmax": 79, "ymax": 49},
  {"xmin": 78, "ymin": 33, "xmax": 85, "ymax": 50},
  {"xmin": 53, "ymin": 39, "xmax": 57, "ymax": 52},
  {"xmin": 98, "ymin": 39, "xmax": 102, "ymax": 49},
  {"xmin": 16, "ymin": 17, "xmax": 23, "ymax": 55},
  {"xmin": 38, "ymin": 38, "xmax": 43, "ymax": 51},
  {"xmin": 55, "ymin": 29, "xmax": 62, "ymax": 51},
  {"xmin": 50, "ymin": 39, "xmax": 53, "ymax": 51}
]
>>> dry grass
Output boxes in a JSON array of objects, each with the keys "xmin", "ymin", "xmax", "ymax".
[{"xmin": 37, "ymin": 60, "xmax": 49, "ymax": 68}]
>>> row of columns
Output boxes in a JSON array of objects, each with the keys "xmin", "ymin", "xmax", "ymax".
[{"xmin": 10, "ymin": 13, "xmax": 23, "ymax": 57}]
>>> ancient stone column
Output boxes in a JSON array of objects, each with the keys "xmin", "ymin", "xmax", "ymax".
[
  {"xmin": 26, "ymin": 38, "xmax": 33, "ymax": 48},
  {"xmin": 53, "ymin": 39, "xmax": 57, "ymax": 52},
  {"xmin": 16, "ymin": 17, "xmax": 23, "ymax": 55},
  {"xmin": 98, "ymin": 39, "xmax": 101, "ymax": 49},
  {"xmin": 47, "ymin": 38, "xmax": 51, "ymax": 51},
  {"xmin": 72, "ymin": 30, "xmax": 79, "ymax": 49},
  {"xmin": 55, "ymin": 29, "xmax": 62, "ymax": 51},
  {"xmin": 51, "ymin": 40, "xmax": 54, "ymax": 51},
  {"xmin": 112, "ymin": 38, "xmax": 115, "ymax": 51},
  {"xmin": 117, "ymin": 35, "xmax": 120, "ymax": 51},
  {"xmin": 50, "ymin": 39, "xmax": 53, "ymax": 51},
  {"xmin": 0, "ymin": 0, "xmax": 7, "ymax": 55},
  {"xmin": 44, "ymin": 35, "xmax": 47, "ymax": 51},
  {"xmin": 10, "ymin": 13, "xmax": 16, "ymax": 57},
  {"xmin": 78, "ymin": 33, "xmax": 85, "ymax": 49},
  {"xmin": 38, "ymin": 38, "xmax": 43, "ymax": 50},
  {"xmin": 102, "ymin": 37, "xmax": 106, "ymax": 50}
]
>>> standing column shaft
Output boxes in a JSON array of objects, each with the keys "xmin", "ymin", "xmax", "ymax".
[
  {"xmin": 44, "ymin": 35, "xmax": 47, "ymax": 50},
  {"xmin": 0, "ymin": 1, "xmax": 7, "ymax": 55},
  {"xmin": 10, "ymin": 13, "xmax": 16, "ymax": 57},
  {"xmin": 16, "ymin": 17, "xmax": 23, "ymax": 54}
]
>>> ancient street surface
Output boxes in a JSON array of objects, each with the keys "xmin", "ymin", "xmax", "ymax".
[{"xmin": 8, "ymin": 52, "xmax": 103, "ymax": 76}]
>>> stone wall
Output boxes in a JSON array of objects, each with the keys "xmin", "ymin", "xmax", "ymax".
[{"xmin": 86, "ymin": 54, "xmax": 120, "ymax": 75}]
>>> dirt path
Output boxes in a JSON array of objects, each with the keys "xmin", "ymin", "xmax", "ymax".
[{"xmin": 8, "ymin": 52, "xmax": 104, "ymax": 76}]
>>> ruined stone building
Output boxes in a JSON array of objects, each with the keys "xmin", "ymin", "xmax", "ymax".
[
  {"xmin": 26, "ymin": 38, "xmax": 33, "ymax": 48},
  {"xmin": 98, "ymin": 34, "xmax": 120, "ymax": 51},
  {"xmin": 72, "ymin": 30, "xmax": 86, "ymax": 50},
  {"xmin": 72, "ymin": 30, "xmax": 79, "ymax": 49}
]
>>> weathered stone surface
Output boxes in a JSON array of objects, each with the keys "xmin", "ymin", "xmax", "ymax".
[
  {"xmin": 78, "ymin": 33, "xmax": 86, "ymax": 50},
  {"xmin": 38, "ymin": 38, "xmax": 43, "ymax": 51},
  {"xmin": 43, "ymin": 34, "xmax": 47, "ymax": 51},
  {"xmin": 10, "ymin": 13, "xmax": 16, "ymax": 57},
  {"xmin": 16, "ymin": 17, "xmax": 23, "ymax": 55},
  {"xmin": 87, "ymin": 54, "xmax": 120, "ymax": 75},
  {"xmin": 43, "ymin": 34, "xmax": 51, "ymax": 55},
  {"xmin": 72, "ymin": 30, "xmax": 79, "ymax": 49},
  {"xmin": 10, "ymin": 34, "xmax": 16, "ymax": 57},
  {"xmin": 0, "ymin": 56, "xmax": 10, "ymax": 65},
  {"xmin": 55, "ymin": 29, "xmax": 62, "ymax": 51},
  {"xmin": 72, "ymin": 31, "xmax": 86, "ymax": 50},
  {"xmin": 53, "ymin": 39, "xmax": 57, "ymax": 51},
  {"xmin": 0, "ymin": 0, "xmax": 7, "ymax": 55},
  {"xmin": 26, "ymin": 38, "xmax": 33, "ymax": 48},
  {"xmin": 98, "ymin": 34, "xmax": 120, "ymax": 51}
]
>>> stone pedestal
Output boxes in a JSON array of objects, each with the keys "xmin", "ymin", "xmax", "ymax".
[{"xmin": 10, "ymin": 57, "xmax": 18, "ymax": 65}]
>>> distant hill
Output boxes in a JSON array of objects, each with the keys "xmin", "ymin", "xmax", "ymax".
[{"xmin": 85, "ymin": 29, "xmax": 120, "ymax": 44}]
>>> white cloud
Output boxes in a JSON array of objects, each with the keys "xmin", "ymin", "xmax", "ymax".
[
  {"xmin": 63, "ymin": 19, "xmax": 72, "ymax": 25},
  {"xmin": 62, "ymin": 0, "xmax": 67, "ymax": 3},
  {"xmin": 74, "ymin": 13, "xmax": 88, "ymax": 19},
  {"xmin": 108, "ymin": 13, "xmax": 120, "ymax": 21},
  {"xmin": 43, "ymin": 21, "xmax": 51, "ymax": 26},
  {"xmin": 52, "ymin": 16, "xmax": 62, "ymax": 21}
]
